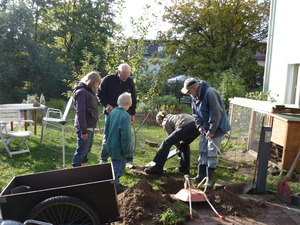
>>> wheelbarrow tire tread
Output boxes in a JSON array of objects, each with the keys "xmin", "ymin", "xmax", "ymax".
[{"xmin": 26, "ymin": 195, "xmax": 100, "ymax": 225}]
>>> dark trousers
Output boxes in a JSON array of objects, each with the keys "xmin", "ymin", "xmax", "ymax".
[{"xmin": 153, "ymin": 123, "xmax": 200, "ymax": 170}]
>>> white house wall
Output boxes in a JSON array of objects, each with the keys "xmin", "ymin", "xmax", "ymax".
[{"xmin": 264, "ymin": 0, "xmax": 300, "ymax": 104}]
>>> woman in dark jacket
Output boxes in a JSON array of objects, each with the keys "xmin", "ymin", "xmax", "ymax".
[{"xmin": 72, "ymin": 71, "xmax": 101, "ymax": 167}]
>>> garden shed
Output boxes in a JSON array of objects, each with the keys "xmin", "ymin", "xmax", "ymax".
[{"xmin": 229, "ymin": 97, "xmax": 300, "ymax": 172}]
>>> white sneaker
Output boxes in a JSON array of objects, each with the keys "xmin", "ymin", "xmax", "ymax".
[
  {"xmin": 126, "ymin": 161, "xmax": 136, "ymax": 169},
  {"xmin": 145, "ymin": 161, "xmax": 156, "ymax": 167}
]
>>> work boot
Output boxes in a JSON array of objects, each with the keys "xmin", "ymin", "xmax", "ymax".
[
  {"xmin": 195, "ymin": 164, "xmax": 207, "ymax": 183},
  {"xmin": 206, "ymin": 167, "xmax": 215, "ymax": 189},
  {"xmin": 144, "ymin": 165, "xmax": 163, "ymax": 175},
  {"xmin": 175, "ymin": 167, "xmax": 189, "ymax": 175}
]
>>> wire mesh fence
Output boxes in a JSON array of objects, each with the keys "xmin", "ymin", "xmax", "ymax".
[{"xmin": 229, "ymin": 104, "xmax": 267, "ymax": 155}]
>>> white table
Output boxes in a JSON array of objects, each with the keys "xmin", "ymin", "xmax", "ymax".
[{"xmin": 0, "ymin": 104, "xmax": 46, "ymax": 135}]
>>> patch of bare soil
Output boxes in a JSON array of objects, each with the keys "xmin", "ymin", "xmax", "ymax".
[
  {"xmin": 220, "ymin": 149, "xmax": 256, "ymax": 165},
  {"xmin": 159, "ymin": 176, "xmax": 185, "ymax": 194},
  {"xmin": 220, "ymin": 149, "xmax": 257, "ymax": 178},
  {"xmin": 115, "ymin": 175, "xmax": 264, "ymax": 225},
  {"xmin": 207, "ymin": 188, "xmax": 262, "ymax": 217}
]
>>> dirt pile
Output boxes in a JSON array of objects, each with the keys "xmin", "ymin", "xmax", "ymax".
[
  {"xmin": 208, "ymin": 188, "xmax": 262, "ymax": 217},
  {"xmin": 117, "ymin": 179, "xmax": 171, "ymax": 225},
  {"xmin": 116, "ymin": 176, "xmax": 264, "ymax": 224}
]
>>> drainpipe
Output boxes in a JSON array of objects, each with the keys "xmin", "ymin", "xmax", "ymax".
[{"xmin": 263, "ymin": 0, "xmax": 277, "ymax": 93}]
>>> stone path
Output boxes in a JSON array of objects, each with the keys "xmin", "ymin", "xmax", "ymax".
[{"xmin": 188, "ymin": 194, "xmax": 300, "ymax": 225}]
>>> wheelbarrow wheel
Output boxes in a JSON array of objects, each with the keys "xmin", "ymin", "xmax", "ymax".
[{"xmin": 26, "ymin": 196, "xmax": 100, "ymax": 225}]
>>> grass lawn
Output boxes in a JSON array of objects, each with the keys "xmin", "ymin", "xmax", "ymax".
[{"xmin": 1, "ymin": 106, "xmax": 299, "ymax": 196}]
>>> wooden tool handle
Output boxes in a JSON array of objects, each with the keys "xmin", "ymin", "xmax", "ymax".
[{"xmin": 286, "ymin": 151, "xmax": 300, "ymax": 178}]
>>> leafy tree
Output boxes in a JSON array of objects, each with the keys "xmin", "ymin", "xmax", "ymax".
[
  {"xmin": 104, "ymin": 2, "xmax": 158, "ymax": 103},
  {"xmin": 0, "ymin": 2, "xmax": 72, "ymax": 103},
  {"xmin": 157, "ymin": 0, "xmax": 270, "ymax": 90},
  {"xmin": 218, "ymin": 69, "xmax": 246, "ymax": 111},
  {"xmin": 0, "ymin": 0, "xmax": 118, "ymax": 102},
  {"xmin": 66, "ymin": 49, "xmax": 101, "ymax": 97},
  {"xmin": 25, "ymin": 45, "xmax": 72, "ymax": 99},
  {"xmin": 36, "ymin": 0, "xmax": 116, "ymax": 72},
  {"xmin": 0, "ymin": 2, "xmax": 36, "ymax": 102}
]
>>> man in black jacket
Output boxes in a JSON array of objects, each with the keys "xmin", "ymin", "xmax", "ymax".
[{"xmin": 98, "ymin": 64, "xmax": 137, "ymax": 168}]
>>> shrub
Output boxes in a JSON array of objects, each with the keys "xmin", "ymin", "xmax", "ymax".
[
  {"xmin": 46, "ymin": 98, "xmax": 67, "ymax": 111},
  {"xmin": 218, "ymin": 69, "xmax": 246, "ymax": 111},
  {"xmin": 179, "ymin": 104, "xmax": 192, "ymax": 114},
  {"xmin": 245, "ymin": 90, "xmax": 278, "ymax": 102},
  {"xmin": 136, "ymin": 102, "xmax": 159, "ymax": 115},
  {"xmin": 152, "ymin": 95, "xmax": 179, "ymax": 111}
]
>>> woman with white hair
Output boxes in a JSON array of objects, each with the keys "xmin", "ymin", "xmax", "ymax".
[
  {"xmin": 72, "ymin": 71, "xmax": 101, "ymax": 167},
  {"xmin": 105, "ymin": 92, "xmax": 132, "ymax": 194}
]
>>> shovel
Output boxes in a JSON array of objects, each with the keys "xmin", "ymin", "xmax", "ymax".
[
  {"xmin": 167, "ymin": 148, "xmax": 179, "ymax": 159},
  {"xmin": 243, "ymin": 116, "xmax": 265, "ymax": 194},
  {"xmin": 145, "ymin": 148, "xmax": 179, "ymax": 167},
  {"xmin": 277, "ymin": 150, "xmax": 300, "ymax": 203},
  {"xmin": 243, "ymin": 159, "xmax": 258, "ymax": 194}
]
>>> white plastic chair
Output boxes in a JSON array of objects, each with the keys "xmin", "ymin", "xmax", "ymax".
[
  {"xmin": 41, "ymin": 97, "xmax": 73, "ymax": 167},
  {"xmin": 0, "ymin": 109, "xmax": 33, "ymax": 157}
]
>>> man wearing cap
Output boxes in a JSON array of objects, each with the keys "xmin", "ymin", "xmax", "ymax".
[{"xmin": 181, "ymin": 77, "xmax": 230, "ymax": 188}]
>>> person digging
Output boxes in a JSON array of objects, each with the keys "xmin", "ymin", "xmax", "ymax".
[{"xmin": 144, "ymin": 111, "xmax": 200, "ymax": 175}]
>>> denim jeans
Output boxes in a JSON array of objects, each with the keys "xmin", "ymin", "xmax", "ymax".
[
  {"xmin": 112, "ymin": 157, "xmax": 126, "ymax": 186},
  {"xmin": 72, "ymin": 128, "xmax": 94, "ymax": 167},
  {"xmin": 153, "ymin": 122, "xmax": 200, "ymax": 171},
  {"xmin": 198, "ymin": 134, "xmax": 222, "ymax": 168},
  {"xmin": 100, "ymin": 133, "xmax": 109, "ymax": 163}
]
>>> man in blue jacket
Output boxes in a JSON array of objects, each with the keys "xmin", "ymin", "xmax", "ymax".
[{"xmin": 181, "ymin": 77, "xmax": 230, "ymax": 188}]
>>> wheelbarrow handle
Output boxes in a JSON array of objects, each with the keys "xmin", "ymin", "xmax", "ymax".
[
  {"xmin": 183, "ymin": 175, "xmax": 191, "ymax": 189},
  {"xmin": 202, "ymin": 192, "xmax": 225, "ymax": 220},
  {"xmin": 182, "ymin": 175, "xmax": 194, "ymax": 221}
]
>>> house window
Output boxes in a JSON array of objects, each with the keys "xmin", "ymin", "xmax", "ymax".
[{"xmin": 285, "ymin": 64, "xmax": 300, "ymax": 105}]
